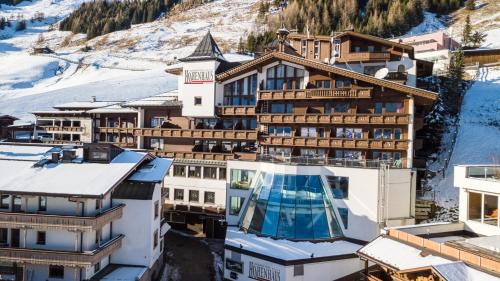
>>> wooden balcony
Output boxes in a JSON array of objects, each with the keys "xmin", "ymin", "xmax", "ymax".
[
  {"xmin": 99, "ymin": 142, "xmax": 137, "ymax": 149},
  {"xmin": 0, "ymin": 235, "xmax": 123, "ymax": 267},
  {"xmin": 151, "ymin": 151, "xmax": 257, "ymax": 161},
  {"xmin": 257, "ymin": 114, "xmax": 410, "ymax": 125},
  {"xmin": 97, "ymin": 127, "xmax": 258, "ymax": 140},
  {"xmin": 0, "ymin": 204, "xmax": 124, "ymax": 231},
  {"xmin": 42, "ymin": 126, "xmax": 84, "ymax": 132},
  {"xmin": 261, "ymin": 137, "xmax": 408, "ymax": 150},
  {"xmin": 343, "ymin": 52, "xmax": 391, "ymax": 62},
  {"xmin": 216, "ymin": 106, "xmax": 256, "ymax": 116},
  {"xmin": 258, "ymin": 87, "xmax": 372, "ymax": 101},
  {"xmin": 42, "ymin": 140, "xmax": 83, "ymax": 145}
]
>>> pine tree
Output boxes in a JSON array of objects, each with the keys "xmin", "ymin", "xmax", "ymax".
[
  {"xmin": 462, "ymin": 15, "xmax": 472, "ymax": 47},
  {"xmin": 470, "ymin": 30, "xmax": 487, "ymax": 48},
  {"xmin": 15, "ymin": 19, "xmax": 26, "ymax": 31},
  {"xmin": 247, "ymin": 33, "xmax": 256, "ymax": 52},
  {"xmin": 237, "ymin": 37, "xmax": 245, "ymax": 53}
]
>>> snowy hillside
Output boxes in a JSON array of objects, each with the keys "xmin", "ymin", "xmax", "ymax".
[
  {"xmin": 0, "ymin": 0, "xmax": 261, "ymax": 121},
  {"xmin": 428, "ymin": 67, "xmax": 500, "ymax": 209}
]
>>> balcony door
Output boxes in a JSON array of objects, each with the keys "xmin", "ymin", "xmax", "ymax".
[{"xmin": 10, "ymin": 229, "xmax": 19, "ymax": 248}]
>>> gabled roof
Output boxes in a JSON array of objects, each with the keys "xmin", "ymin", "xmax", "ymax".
[
  {"xmin": 336, "ymin": 31, "xmax": 414, "ymax": 52},
  {"xmin": 179, "ymin": 31, "xmax": 226, "ymax": 62},
  {"xmin": 216, "ymin": 51, "xmax": 437, "ymax": 102},
  {"xmin": 0, "ymin": 115, "xmax": 18, "ymax": 121}
]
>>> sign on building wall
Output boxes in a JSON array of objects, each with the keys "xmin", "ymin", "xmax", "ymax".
[
  {"xmin": 184, "ymin": 70, "xmax": 214, "ymax": 84},
  {"xmin": 248, "ymin": 261, "xmax": 280, "ymax": 281}
]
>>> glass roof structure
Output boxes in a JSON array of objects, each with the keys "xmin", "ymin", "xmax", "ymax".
[{"xmin": 240, "ymin": 173, "xmax": 343, "ymax": 240}]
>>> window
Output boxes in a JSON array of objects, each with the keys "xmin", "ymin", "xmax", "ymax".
[
  {"xmin": 368, "ymin": 45, "xmax": 375, "ymax": 52},
  {"xmin": 223, "ymin": 74, "xmax": 257, "ymax": 106},
  {"xmin": 327, "ymin": 176, "xmax": 349, "ymax": 199},
  {"xmin": 314, "ymin": 40, "xmax": 320, "ymax": 59},
  {"xmin": 188, "ymin": 166, "xmax": 201, "ymax": 178},
  {"xmin": 386, "ymin": 103, "xmax": 404, "ymax": 113},
  {"xmin": 300, "ymin": 127, "xmax": 317, "ymax": 138},
  {"xmin": 374, "ymin": 103, "xmax": 383, "ymax": 114},
  {"xmin": 354, "ymin": 46, "xmax": 361, "ymax": 52},
  {"xmin": 95, "ymin": 199, "xmax": 101, "ymax": 210},
  {"xmin": 468, "ymin": 192, "xmax": 482, "ymax": 221},
  {"xmin": 219, "ymin": 168, "xmax": 227, "ymax": 180},
  {"xmin": 153, "ymin": 229, "xmax": 158, "ymax": 249},
  {"xmin": 269, "ymin": 126, "xmax": 292, "ymax": 137},
  {"xmin": 194, "ymin": 97, "xmax": 202, "ymax": 106},
  {"xmin": 484, "ymin": 194, "xmax": 498, "ymax": 226},
  {"xmin": 270, "ymin": 103, "xmax": 293, "ymax": 113},
  {"xmin": 150, "ymin": 117, "xmax": 165, "ymax": 128},
  {"xmin": 174, "ymin": 189, "xmax": 184, "ymax": 201},
  {"xmin": 334, "ymin": 102, "xmax": 349, "ymax": 113},
  {"xmin": 333, "ymin": 38, "xmax": 341, "ymax": 57},
  {"xmin": 95, "ymin": 230, "xmax": 101, "ymax": 244},
  {"xmin": 315, "ymin": 80, "xmax": 331, "ymax": 88},
  {"xmin": 150, "ymin": 138, "xmax": 164, "ymax": 150},
  {"xmin": 0, "ymin": 229, "xmax": 7, "ymax": 245},
  {"xmin": 229, "ymin": 197, "xmax": 245, "ymax": 215},
  {"xmin": 49, "ymin": 265, "xmax": 64, "ymax": 279},
  {"xmin": 13, "ymin": 196, "xmax": 21, "ymax": 212},
  {"xmin": 72, "ymin": 120, "xmax": 81, "ymax": 127},
  {"xmin": 230, "ymin": 169, "xmax": 256, "ymax": 189},
  {"xmin": 468, "ymin": 192, "xmax": 500, "ymax": 226},
  {"xmin": 338, "ymin": 208, "xmax": 349, "ymax": 229},
  {"xmin": 225, "ymin": 259, "xmax": 243, "ymax": 273},
  {"xmin": 189, "ymin": 190, "xmax": 199, "ymax": 202},
  {"xmin": 383, "ymin": 129, "xmax": 392, "ymax": 140},
  {"xmin": 203, "ymin": 167, "xmax": 217, "ymax": 179},
  {"xmin": 173, "ymin": 165, "xmax": 186, "ymax": 177},
  {"xmin": 301, "ymin": 39, "xmax": 307, "ymax": 56},
  {"xmin": 36, "ymin": 231, "xmax": 46, "ymax": 245},
  {"xmin": 204, "ymin": 192, "xmax": 215, "ymax": 204},
  {"xmin": 91, "ymin": 151, "xmax": 108, "ymax": 160},
  {"xmin": 394, "ymin": 128, "xmax": 402, "ymax": 140},
  {"xmin": 266, "ymin": 64, "xmax": 304, "ymax": 90},
  {"xmin": 335, "ymin": 79, "xmax": 351, "ymax": 88},
  {"xmin": 94, "ymin": 262, "xmax": 101, "ymax": 274},
  {"xmin": 154, "ymin": 201, "xmax": 159, "ymax": 219},
  {"xmin": 374, "ymin": 129, "xmax": 382, "ymax": 139},
  {"xmin": 294, "ymin": 264, "xmax": 304, "ymax": 276},
  {"xmin": 0, "ymin": 195, "xmax": 9, "ymax": 209}
]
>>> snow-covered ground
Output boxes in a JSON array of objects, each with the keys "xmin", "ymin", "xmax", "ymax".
[
  {"xmin": 428, "ymin": 67, "xmax": 500, "ymax": 209},
  {"xmin": 403, "ymin": 12, "xmax": 446, "ymax": 37}
]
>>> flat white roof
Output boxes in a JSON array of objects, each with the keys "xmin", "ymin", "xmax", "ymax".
[
  {"xmin": 0, "ymin": 145, "xmax": 146, "ymax": 197},
  {"xmin": 53, "ymin": 101, "xmax": 120, "ymax": 109},
  {"xmin": 87, "ymin": 105, "xmax": 138, "ymax": 114},
  {"xmin": 100, "ymin": 266, "xmax": 147, "ymax": 281},
  {"xmin": 128, "ymin": 157, "xmax": 173, "ymax": 183},
  {"xmin": 32, "ymin": 110, "xmax": 87, "ymax": 115},
  {"xmin": 225, "ymin": 227, "xmax": 362, "ymax": 261}
]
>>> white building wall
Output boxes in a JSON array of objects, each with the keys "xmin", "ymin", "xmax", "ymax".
[
  {"xmin": 180, "ymin": 60, "xmax": 219, "ymax": 117},
  {"xmin": 26, "ymin": 264, "xmax": 81, "ymax": 281}
]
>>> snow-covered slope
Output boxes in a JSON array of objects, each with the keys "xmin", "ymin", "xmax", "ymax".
[{"xmin": 429, "ymin": 67, "xmax": 500, "ymax": 208}]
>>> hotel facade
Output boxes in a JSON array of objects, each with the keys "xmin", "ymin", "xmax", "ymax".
[{"xmin": 27, "ymin": 28, "xmax": 439, "ymax": 280}]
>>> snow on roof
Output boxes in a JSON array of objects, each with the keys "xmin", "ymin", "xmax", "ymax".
[
  {"xmin": 53, "ymin": 101, "xmax": 121, "ymax": 109},
  {"xmin": 100, "ymin": 266, "xmax": 147, "ymax": 281},
  {"xmin": 358, "ymin": 236, "xmax": 450, "ymax": 270},
  {"xmin": 87, "ymin": 105, "xmax": 138, "ymax": 114},
  {"xmin": 0, "ymin": 145, "xmax": 53, "ymax": 161},
  {"xmin": 128, "ymin": 157, "xmax": 173, "ymax": 183},
  {"xmin": 32, "ymin": 110, "xmax": 87, "ymax": 115},
  {"xmin": 225, "ymin": 227, "xmax": 362, "ymax": 261},
  {"xmin": 432, "ymin": 261, "xmax": 499, "ymax": 281},
  {"xmin": 0, "ymin": 146, "xmax": 147, "ymax": 197},
  {"xmin": 124, "ymin": 92, "xmax": 181, "ymax": 107}
]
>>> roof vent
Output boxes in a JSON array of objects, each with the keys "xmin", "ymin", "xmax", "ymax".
[
  {"xmin": 62, "ymin": 149, "xmax": 77, "ymax": 162},
  {"xmin": 51, "ymin": 152, "xmax": 60, "ymax": 162}
]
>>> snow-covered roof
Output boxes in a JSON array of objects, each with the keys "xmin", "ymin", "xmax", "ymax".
[
  {"xmin": 87, "ymin": 105, "xmax": 138, "ymax": 114},
  {"xmin": 53, "ymin": 101, "xmax": 121, "ymax": 109},
  {"xmin": 100, "ymin": 266, "xmax": 147, "ymax": 281},
  {"xmin": 128, "ymin": 157, "xmax": 173, "ymax": 183},
  {"xmin": 358, "ymin": 236, "xmax": 450, "ymax": 270},
  {"xmin": 432, "ymin": 262, "xmax": 498, "ymax": 281},
  {"xmin": 124, "ymin": 92, "xmax": 181, "ymax": 107},
  {"xmin": 32, "ymin": 110, "xmax": 87, "ymax": 115},
  {"xmin": 0, "ymin": 145, "xmax": 147, "ymax": 197},
  {"xmin": 225, "ymin": 227, "xmax": 362, "ymax": 261}
]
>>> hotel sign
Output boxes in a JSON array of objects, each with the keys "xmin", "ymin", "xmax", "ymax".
[
  {"xmin": 184, "ymin": 70, "xmax": 214, "ymax": 84},
  {"xmin": 248, "ymin": 261, "xmax": 280, "ymax": 281}
]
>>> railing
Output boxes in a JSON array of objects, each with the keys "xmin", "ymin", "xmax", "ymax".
[
  {"xmin": 99, "ymin": 142, "xmax": 137, "ymax": 149},
  {"xmin": 386, "ymin": 71, "xmax": 408, "ymax": 81},
  {"xmin": 255, "ymin": 154, "xmax": 404, "ymax": 169},
  {"xmin": 42, "ymin": 140, "xmax": 83, "ymax": 145},
  {"xmin": 97, "ymin": 128, "xmax": 258, "ymax": 140},
  {"xmin": 0, "ymin": 234, "xmax": 124, "ymax": 267},
  {"xmin": 216, "ymin": 106, "xmax": 256, "ymax": 116},
  {"xmin": 344, "ymin": 52, "xmax": 391, "ymax": 61},
  {"xmin": 151, "ymin": 151, "xmax": 257, "ymax": 161},
  {"xmin": 0, "ymin": 204, "xmax": 124, "ymax": 231},
  {"xmin": 42, "ymin": 126, "xmax": 84, "ymax": 132},
  {"xmin": 257, "ymin": 114, "xmax": 409, "ymax": 125},
  {"xmin": 466, "ymin": 166, "xmax": 500, "ymax": 181},
  {"xmin": 260, "ymin": 137, "xmax": 408, "ymax": 150},
  {"xmin": 257, "ymin": 87, "xmax": 372, "ymax": 100}
]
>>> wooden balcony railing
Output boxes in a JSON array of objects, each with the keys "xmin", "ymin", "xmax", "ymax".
[
  {"xmin": 261, "ymin": 137, "xmax": 408, "ymax": 150},
  {"xmin": 0, "ymin": 234, "xmax": 124, "ymax": 267},
  {"xmin": 42, "ymin": 126, "xmax": 84, "ymax": 132},
  {"xmin": 257, "ymin": 114, "xmax": 410, "ymax": 125},
  {"xmin": 99, "ymin": 142, "xmax": 137, "ymax": 149},
  {"xmin": 258, "ymin": 87, "xmax": 372, "ymax": 100},
  {"xmin": 97, "ymin": 128, "xmax": 258, "ymax": 140},
  {"xmin": 344, "ymin": 52, "xmax": 391, "ymax": 61},
  {"xmin": 151, "ymin": 151, "xmax": 257, "ymax": 161},
  {"xmin": 216, "ymin": 106, "xmax": 256, "ymax": 116},
  {"xmin": 0, "ymin": 204, "xmax": 125, "ymax": 231}
]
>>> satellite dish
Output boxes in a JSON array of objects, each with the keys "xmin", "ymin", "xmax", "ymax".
[{"xmin": 374, "ymin": 68, "xmax": 389, "ymax": 79}]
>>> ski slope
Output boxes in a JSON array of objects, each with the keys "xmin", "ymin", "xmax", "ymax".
[{"xmin": 430, "ymin": 67, "xmax": 500, "ymax": 208}]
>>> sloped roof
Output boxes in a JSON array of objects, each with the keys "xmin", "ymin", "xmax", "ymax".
[
  {"xmin": 216, "ymin": 51, "xmax": 437, "ymax": 102},
  {"xmin": 179, "ymin": 31, "xmax": 226, "ymax": 62}
]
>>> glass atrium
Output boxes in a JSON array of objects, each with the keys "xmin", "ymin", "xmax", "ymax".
[{"xmin": 240, "ymin": 172, "xmax": 343, "ymax": 240}]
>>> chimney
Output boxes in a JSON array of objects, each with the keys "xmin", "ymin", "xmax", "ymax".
[
  {"xmin": 276, "ymin": 23, "xmax": 290, "ymax": 53},
  {"xmin": 62, "ymin": 149, "xmax": 77, "ymax": 162},
  {"xmin": 51, "ymin": 152, "xmax": 60, "ymax": 162},
  {"xmin": 91, "ymin": 96, "xmax": 96, "ymax": 102}
]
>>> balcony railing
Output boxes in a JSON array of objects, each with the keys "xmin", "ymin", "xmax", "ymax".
[
  {"xmin": 260, "ymin": 137, "xmax": 408, "ymax": 150},
  {"xmin": 466, "ymin": 166, "xmax": 500, "ymax": 181},
  {"xmin": 0, "ymin": 204, "xmax": 124, "ymax": 231},
  {"xmin": 257, "ymin": 114, "xmax": 409, "ymax": 125},
  {"xmin": 151, "ymin": 151, "xmax": 257, "ymax": 161},
  {"xmin": 255, "ymin": 154, "xmax": 404, "ymax": 168},
  {"xmin": 42, "ymin": 126, "xmax": 84, "ymax": 132},
  {"xmin": 0, "ymin": 234, "xmax": 124, "ymax": 267},
  {"xmin": 257, "ymin": 88, "xmax": 372, "ymax": 101},
  {"xmin": 97, "ymin": 128, "xmax": 258, "ymax": 140},
  {"xmin": 42, "ymin": 140, "xmax": 83, "ymax": 145},
  {"xmin": 344, "ymin": 52, "xmax": 391, "ymax": 61},
  {"xmin": 216, "ymin": 106, "xmax": 256, "ymax": 116}
]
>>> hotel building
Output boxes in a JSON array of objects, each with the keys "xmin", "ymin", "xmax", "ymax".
[
  {"xmin": 0, "ymin": 143, "xmax": 171, "ymax": 281},
  {"xmin": 358, "ymin": 165, "xmax": 500, "ymax": 280}
]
